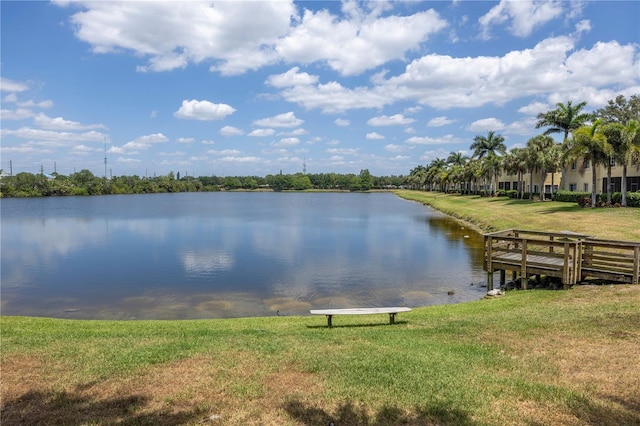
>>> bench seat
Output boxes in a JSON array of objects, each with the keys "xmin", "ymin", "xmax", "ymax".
[{"xmin": 310, "ymin": 307, "xmax": 412, "ymax": 327}]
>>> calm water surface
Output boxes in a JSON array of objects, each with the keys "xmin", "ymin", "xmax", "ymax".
[{"xmin": 1, "ymin": 192, "xmax": 486, "ymax": 319}]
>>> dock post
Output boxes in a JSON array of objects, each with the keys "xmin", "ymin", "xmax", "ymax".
[
  {"xmin": 487, "ymin": 272, "xmax": 494, "ymax": 291},
  {"xmin": 500, "ymin": 270, "xmax": 506, "ymax": 287}
]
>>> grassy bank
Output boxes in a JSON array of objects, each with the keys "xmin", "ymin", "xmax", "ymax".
[
  {"xmin": 394, "ymin": 190, "xmax": 640, "ymax": 241},
  {"xmin": 2, "ymin": 286, "xmax": 639, "ymax": 425}
]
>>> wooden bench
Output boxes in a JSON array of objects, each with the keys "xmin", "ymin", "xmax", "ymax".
[{"xmin": 309, "ymin": 307, "xmax": 412, "ymax": 328}]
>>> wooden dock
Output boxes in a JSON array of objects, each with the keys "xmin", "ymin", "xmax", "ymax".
[{"xmin": 484, "ymin": 229, "xmax": 640, "ymax": 290}]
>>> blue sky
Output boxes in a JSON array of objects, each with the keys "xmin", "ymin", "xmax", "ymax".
[{"xmin": 1, "ymin": 1, "xmax": 639, "ymax": 178}]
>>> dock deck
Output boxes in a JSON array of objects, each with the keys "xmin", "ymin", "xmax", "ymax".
[{"xmin": 484, "ymin": 229, "xmax": 639, "ymax": 289}]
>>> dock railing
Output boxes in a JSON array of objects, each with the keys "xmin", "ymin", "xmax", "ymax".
[
  {"xmin": 581, "ymin": 238, "xmax": 640, "ymax": 284},
  {"xmin": 484, "ymin": 229, "xmax": 586, "ymax": 290},
  {"xmin": 484, "ymin": 229, "xmax": 640, "ymax": 289}
]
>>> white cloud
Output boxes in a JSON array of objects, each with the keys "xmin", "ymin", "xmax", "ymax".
[
  {"xmin": 385, "ymin": 144, "xmax": 407, "ymax": 153},
  {"xmin": 273, "ymin": 137, "xmax": 300, "ymax": 147},
  {"xmin": 2, "ymin": 126, "xmax": 106, "ymax": 143},
  {"xmin": 334, "ymin": 118, "xmax": 350, "ymax": 127},
  {"xmin": 366, "ymin": 132, "xmax": 385, "ymax": 140},
  {"xmin": 0, "ymin": 77, "xmax": 29, "ymax": 92},
  {"xmin": 57, "ymin": 1, "xmax": 295, "ymax": 75},
  {"xmin": 117, "ymin": 157, "xmax": 141, "ymax": 164},
  {"xmin": 219, "ymin": 156, "xmax": 264, "ymax": 163},
  {"xmin": 284, "ymin": 128, "xmax": 307, "ymax": 136},
  {"xmin": 71, "ymin": 144, "xmax": 97, "ymax": 153},
  {"xmin": 265, "ymin": 67, "xmax": 319, "ymax": 88},
  {"xmin": 208, "ymin": 149, "xmax": 242, "ymax": 156},
  {"xmin": 253, "ymin": 111, "xmax": 303, "ymax": 128},
  {"xmin": 248, "ymin": 128, "xmax": 275, "ymax": 137},
  {"xmin": 517, "ymin": 101, "xmax": 551, "ymax": 116},
  {"xmin": 574, "ymin": 19, "xmax": 591, "ymax": 34},
  {"xmin": 276, "ymin": 79, "xmax": 389, "ymax": 113},
  {"xmin": 406, "ymin": 134, "xmax": 465, "ymax": 145},
  {"xmin": 479, "ymin": 0, "xmax": 564, "ymax": 39},
  {"xmin": 367, "ymin": 114, "xmax": 415, "ymax": 126},
  {"xmin": 268, "ymin": 35, "xmax": 638, "ymax": 115},
  {"xmin": 108, "ymin": 146, "xmax": 125, "ymax": 154},
  {"xmin": 276, "ymin": 6, "xmax": 448, "ymax": 76},
  {"xmin": 17, "ymin": 99, "xmax": 54, "ymax": 109},
  {"xmin": 327, "ymin": 147, "xmax": 359, "ymax": 155},
  {"xmin": 133, "ymin": 133, "xmax": 169, "ymax": 144},
  {"xmin": 174, "ymin": 99, "xmax": 235, "ymax": 120},
  {"xmin": 219, "ymin": 125, "xmax": 244, "ymax": 136},
  {"xmin": 467, "ymin": 118, "xmax": 506, "ymax": 132},
  {"xmin": 118, "ymin": 133, "xmax": 169, "ymax": 151},
  {"xmin": 176, "ymin": 137, "xmax": 195, "ymax": 144},
  {"xmin": 1, "ymin": 108, "xmax": 34, "ymax": 120},
  {"xmin": 34, "ymin": 113, "xmax": 106, "ymax": 131},
  {"xmin": 427, "ymin": 116, "xmax": 456, "ymax": 127}
]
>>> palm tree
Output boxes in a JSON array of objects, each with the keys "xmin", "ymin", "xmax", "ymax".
[
  {"xmin": 543, "ymin": 143, "xmax": 564, "ymax": 200},
  {"xmin": 447, "ymin": 151, "xmax": 469, "ymax": 167},
  {"xmin": 503, "ymin": 148, "xmax": 528, "ymax": 199},
  {"xmin": 427, "ymin": 158, "xmax": 447, "ymax": 192},
  {"xmin": 536, "ymin": 101, "xmax": 594, "ymax": 143},
  {"xmin": 470, "ymin": 131, "xmax": 506, "ymax": 195},
  {"xmin": 602, "ymin": 119, "xmax": 640, "ymax": 206},
  {"xmin": 470, "ymin": 131, "xmax": 507, "ymax": 159},
  {"xmin": 536, "ymin": 101, "xmax": 594, "ymax": 190},
  {"xmin": 526, "ymin": 135, "xmax": 556, "ymax": 199},
  {"xmin": 446, "ymin": 152, "xmax": 469, "ymax": 193},
  {"xmin": 565, "ymin": 120, "xmax": 613, "ymax": 207}
]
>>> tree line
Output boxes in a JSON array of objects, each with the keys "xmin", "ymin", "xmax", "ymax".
[
  {"xmin": 0, "ymin": 168, "xmax": 406, "ymax": 198},
  {"xmin": 3, "ymin": 95, "xmax": 638, "ymax": 206},
  {"xmin": 406, "ymin": 94, "xmax": 640, "ymax": 207}
]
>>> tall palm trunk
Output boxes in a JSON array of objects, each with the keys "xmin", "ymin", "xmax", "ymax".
[
  {"xmin": 591, "ymin": 166, "xmax": 598, "ymax": 208},
  {"xmin": 622, "ymin": 164, "xmax": 628, "ymax": 207},
  {"xmin": 606, "ymin": 163, "xmax": 612, "ymax": 205}
]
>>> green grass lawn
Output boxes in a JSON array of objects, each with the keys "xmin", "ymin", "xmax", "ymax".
[
  {"xmin": 2, "ymin": 286, "xmax": 639, "ymax": 425},
  {"xmin": 2, "ymin": 191, "xmax": 639, "ymax": 425}
]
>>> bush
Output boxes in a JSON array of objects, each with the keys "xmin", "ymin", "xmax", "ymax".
[
  {"xmin": 625, "ymin": 192, "xmax": 640, "ymax": 207},
  {"xmin": 555, "ymin": 190, "xmax": 591, "ymax": 203},
  {"xmin": 577, "ymin": 197, "xmax": 592, "ymax": 208},
  {"xmin": 505, "ymin": 190, "xmax": 519, "ymax": 199}
]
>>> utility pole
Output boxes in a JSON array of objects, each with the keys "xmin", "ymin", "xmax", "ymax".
[
  {"xmin": 54, "ymin": 161, "xmax": 57, "ymax": 174},
  {"xmin": 104, "ymin": 137, "xmax": 108, "ymax": 179},
  {"xmin": 9, "ymin": 160, "xmax": 13, "ymax": 176},
  {"xmin": 303, "ymin": 157, "xmax": 307, "ymax": 174}
]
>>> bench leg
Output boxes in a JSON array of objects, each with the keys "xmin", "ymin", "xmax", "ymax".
[
  {"xmin": 389, "ymin": 313, "xmax": 396, "ymax": 324},
  {"xmin": 326, "ymin": 315, "xmax": 333, "ymax": 328}
]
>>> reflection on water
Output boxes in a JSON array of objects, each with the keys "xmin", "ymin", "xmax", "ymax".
[{"xmin": 1, "ymin": 193, "xmax": 487, "ymax": 319}]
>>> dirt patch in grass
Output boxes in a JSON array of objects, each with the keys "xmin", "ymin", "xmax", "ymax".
[{"xmin": 1, "ymin": 350, "xmax": 327, "ymax": 425}]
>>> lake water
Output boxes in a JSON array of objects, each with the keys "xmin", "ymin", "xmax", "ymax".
[{"xmin": 1, "ymin": 192, "xmax": 487, "ymax": 320}]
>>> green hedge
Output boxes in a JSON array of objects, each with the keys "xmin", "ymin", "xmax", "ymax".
[
  {"xmin": 602, "ymin": 191, "xmax": 640, "ymax": 207},
  {"xmin": 555, "ymin": 190, "xmax": 591, "ymax": 203},
  {"xmin": 556, "ymin": 190, "xmax": 640, "ymax": 207}
]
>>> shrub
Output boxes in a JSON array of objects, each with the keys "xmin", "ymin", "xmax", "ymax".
[
  {"xmin": 626, "ymin": 192, "xmax": 640, "ymax": 207},
  {"xmin": 555, "ymin": 190, "xmax": 591, "ymax": 203},
  {"xmin": 577, "ymin": 197, "xmax": 592, "ymax": 208}
]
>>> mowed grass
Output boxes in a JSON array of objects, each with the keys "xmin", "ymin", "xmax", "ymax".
[
  {"xmin": 394, "ymin": 190, "xmax": 640, "ymax": 241},
  {"xmin": 2, "ymin": 286, "xmax": 640, "ymax": 425},
  {"xmin": 2, "ymin": 192, "xmax": 640, "ymax": 425}
]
